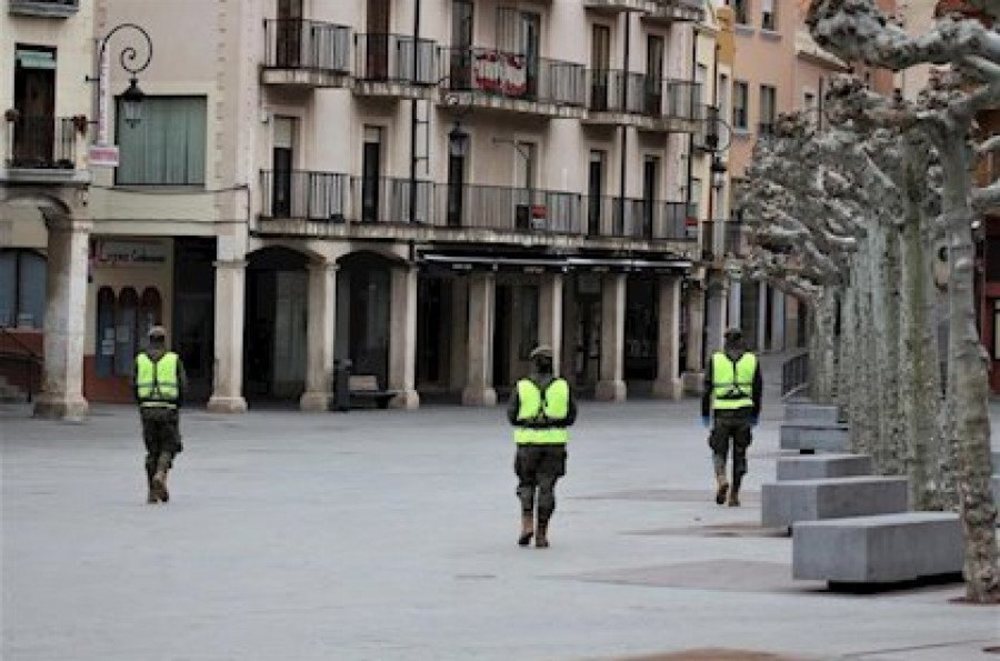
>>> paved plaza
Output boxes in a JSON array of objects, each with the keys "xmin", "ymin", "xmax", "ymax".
[{"xmin": 2, "ymin": 392, "xmax": 999, "ymax": 660}]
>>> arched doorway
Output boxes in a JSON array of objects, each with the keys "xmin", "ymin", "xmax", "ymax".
[
  {"xmin": 244, "ymin": 246, "xmax": 309, "ymax": 403},
  {"xmin": 336, "ymin": 251, "xmax": 394, "ymax": 390}
]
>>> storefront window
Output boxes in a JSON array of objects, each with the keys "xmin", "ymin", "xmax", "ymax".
[
  {"xmin": 114, "ymin": 287, "xmax": 139, "ymax": 377},
  {"xmin": 96, "ymin": 287, "xmax": 116, "ymax": 378},
  {"xmin": 0, "ymin": 249, "xmax": 46, "ymax": 329},
  {"xmin": 138, "ymin": 287, "xmax": 163, "ymax": 352}
]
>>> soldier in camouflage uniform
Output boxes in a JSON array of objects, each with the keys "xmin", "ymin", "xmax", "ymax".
[{"xmin": 133, "ymin": 326, "xmax": 187, "ymax": 504}]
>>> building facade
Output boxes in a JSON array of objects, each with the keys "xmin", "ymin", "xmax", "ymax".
[
  {"xmin": 5, "ymin": 0, "xmax": 747, "ymax": 415},
  {"xmin": 1, "ymin": 0, "xmax": 94, "ymax": 418}
]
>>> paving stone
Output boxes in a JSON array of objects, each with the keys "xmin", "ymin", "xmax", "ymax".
[
  {"xmin": 792, "ymin": 512, "xmax": 963, "ymax": 584},
  {"xmin": 761, "ymin": 476, "xmax": 909, "ymax": 529},
  {"xmin": 776, "ymin": 454, "xmax": 873, "ymax": 480}
]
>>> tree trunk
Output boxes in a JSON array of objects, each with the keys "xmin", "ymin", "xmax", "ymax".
[
  {"xmin": 937, "ymin": 137, "xmax": 998, "ymax": 602},
  {"xmin": 878, "ymin": 221, "xmax": 905, "ymax": 475},
  {"xmin": 899, "ymin": 138, "xmax": 945, "ymax": 510},
  {"xmin": 813, "ymin": 288, "xmax": 838, "ymax": 404}
]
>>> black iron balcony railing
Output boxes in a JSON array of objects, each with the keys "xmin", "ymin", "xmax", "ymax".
[
  {"xmin": 701, "ymin": 220, "xmax": 747, "ymax": 260},
  {"xmin": 758, "ymin": 121, "xmax": 775, "ymax": 136},
  {"xmin": 442, "ymin": 47, "xmax": 587, "ymax": 107},
  {"xmin": 260, "ymin": 170, "xmax": 350, "ymax": 221},
  {"xmin": 6, "ymin": 115, "xmax": 76, "ymax": 169},
  {"xmin": 357, "ymin": 176, "xmax": 433, "ymax": 224},
  {"xmin": 694, "ymin": 105, "xmax": 720, "ymax": 151},
  {"xmin": 264, "ymin": 19, "xmax": 351, "ymax": 73},
  {"xmin": 435, "ymin": 184, "xmax": 584, "ymax": 234},
  {"xmin": 587, "ymin": 71, "xmax": 702, "ymax": 120},
  {"xmin": 586, "ymin": 195, "xmax": 692, "ymax": 240},
  {"xmin": 355, "ymin": 33, "xmax": 437, "ymax": 85}
]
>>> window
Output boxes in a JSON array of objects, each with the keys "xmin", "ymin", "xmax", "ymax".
[
  {"xmin": 0, "ymin": 250, "xmax": 46, "ymax": 329},
  {"xmin": 759, "ymin": 85, "xmax": 776, "ymax": 134},
  {"xmin": 718, "ymin": 73, "xmax": 730, "ymax": 124},
  {"xmin": 116, "ymin": 96, "xmax": 207, "ymax": 185},
  {"xmin": 729, "ymin": 0, "xmax": 749, "ymax": 25},
  {"xmin": 733, "ymin": 81, "xmax": 748, "ymax": 130},
  {"xmin": 761, "ymin": 0, "xmax": 777, "ymax": 31}
]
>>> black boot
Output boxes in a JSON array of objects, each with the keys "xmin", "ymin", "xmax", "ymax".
[
  {"xmin": 145, "ymin": 460, "xmax": 158, "ymax": 504},
  {"xmin": 535, "ymin": 519, "xmax": 549, "ymax": 548},
  {"xmin": 152, "ymin": 455, "xmax": 171, "ymax": 503},
  {"xmin": 728, "ymin": 474, "xmax": 743, "ymax": 507},
  {"xmin": 518, "ymin": 513, "xmax": 534, "ymax": 547},
  {"xmin": 714, "ymin": 473, "xmax": 729, "ymax": 506}
]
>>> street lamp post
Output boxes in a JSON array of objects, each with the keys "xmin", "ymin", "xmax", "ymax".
[{"xmin": 87, "ymin": 23, "xmax": 153, "ymax": 149}]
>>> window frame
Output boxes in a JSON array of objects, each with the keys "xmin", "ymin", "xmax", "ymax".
[
  {"xmin": 732, "ymin": 80, "xmax": 749, "ymax": 130},
  {"xmin": 114, "ymin": 94, "xmax": 208, "ymax": 187},
  {"xmin": 760, "ymin": 0, "xmax": 777, "ymax": 31}
]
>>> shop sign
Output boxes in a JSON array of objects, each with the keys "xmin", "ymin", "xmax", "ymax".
[{"xmin": 95, "ymin": 239, "xmax": 168, "ymax": 267}]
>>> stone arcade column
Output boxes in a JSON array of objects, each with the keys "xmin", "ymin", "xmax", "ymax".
[
  {"xmin": 595, "ymin": 273, "xmax": 626, "ymax": 402},
  {"xmin": 388, "ymin": 264, "xmax": 420, "ymax": 409},
  {"xmin": 538, "ymin": 272, "xmax": 564, "ymax": 374},
  {"xmin": 705, "ymin": 272, "xmax": 728, "ymax": 359},
  {"xmin": 299, "ymin": 262, "xmax": 338, "ymax": 411},
  {"xmin": 207, "ymin": 259, "xmax": 248, "ymax": 413},
  {"xmin": 682, "ymin": 280, "xmax": 706, "ymax": 393},
  {"xmin": 462, "ymin": 272, "xmax": 497, "ymax": 406},
  {"xmin": 652, "ymin": 275, "xmax": 683, "ymax": 400},
  {"xmin": 34, "ymin": 213, "xmax": 90, "ymax": 420}
]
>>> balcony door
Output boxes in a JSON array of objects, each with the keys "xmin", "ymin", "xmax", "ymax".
[
  {"xmin": 272, "ymin": 116, "xmax": 296, "ymax": 217},
  {"xmin": 520, "ymin": 12, "xmax": 541, "ymax": 99},
  {"xmin": 366, "ymin": 0, "xmax": 390, "ymax": 80},
  {"xmin": 642, "ymin": 157, "xmax": 659, "ymax": 239},
  {"xmin": 588, "ymin": 151, "xmax": 605, "ymax": 236},
  {"xmin": 590, "ymin": 25, "xmax": 610, "ymax": 111},
  {"xmin": 645, "ymin": 36, "xmax": 664, "ymax": 115},
  {"xmin": 13, "ymin": 47, "xmax": 56, "ymax": 167},
  {"xmin": 276, "ymin": 0, "xmax": 302, "ymax": 68},
  {"xmin": 450, "ymin": 0, "xmax": 474, "ymax": 90},
  {"xmin": 514, "ymin": 142, "xmax": 537, "ymax": 231},
  {"xmin": 361, "ymin": 126, "xmax": 383, "ymax": 223}
]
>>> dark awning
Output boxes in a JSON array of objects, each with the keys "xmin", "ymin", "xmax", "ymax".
[{"xmin": 418, "ymin": 252, "xmax": 692, "ymax": 273}]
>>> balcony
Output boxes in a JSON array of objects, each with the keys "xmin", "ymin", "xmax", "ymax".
[
  {"xmin": 701, "ymin": 220, "xmax": 747, "ymax": 262},
  {"xmin": 758, "ymin": 122, "xmax": 776, "ymax": 136},
  {"xmin": 258, "ymin": 170, "xmax": 695, "ymax": 247},
  {"xmin": 262, "ymin": 19, "xmax": 352, "ymax": 88},
  {"xmin": 693, "ymin": 105, "xmax": 721, "ymax": 151},
  {"xmin": 435, "ymin": 184, "xmax": 584, "ymax": 234},
  {"xmin": 1, "ymin": 115, "xmax": 90, "ymax": 187},
  {"xmin": 585, "ymin": 71, "xmax": 702, "ymax": 132},
  {"xmin": 440, "ymin": 47, "xmax": 587, "ymax": 118},
  {"xmin": 641, "ymin": 0, "xmax": 704, "ymax": 24},
  {"xmin": 583, "ymin": 0, "xmax": 648, "ymax": 11},
  {"xmin": 354, "ymin": 34, "xmax": 438, "ymax": 100},
  {"xmin": 586, "ymin": 196, "xmax": 693, "ymax": 241},
  {"xmin": 9, "ymin": 0, "xmax": 78, "ymax": 18}
]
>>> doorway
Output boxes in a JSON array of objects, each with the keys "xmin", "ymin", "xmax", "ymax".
[
  {"xmin": 366, "ymin": 0, "xmax": 390, "ymax": 80},
  {"xmin": 13, "ymin": 46, "xmax": 56, "ymax": 167},
  {"xmin": 276, "ymin": 0, "xmax": 303, "ymax": 68},
  {"xmin": 588, "ymin": 151, "xmax": 606, "ymax": 236},
  {"xmin": 590, "ymin": 25, "xmax": 611, "ymax": 110},
  {"xmin": 362, "ymin": 127, "xmax": 383, "ymax": 223}
]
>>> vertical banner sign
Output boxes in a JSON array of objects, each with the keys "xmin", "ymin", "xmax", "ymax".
[{"xmin": 98, "ymin": 46, "xmax": 110, "ymax": 146}]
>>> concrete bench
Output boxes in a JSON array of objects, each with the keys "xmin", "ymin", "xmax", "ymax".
[
  {"xmin": 992, "ymin": 449, "xmax": 999, "ymax": 473},
  {"xmin": 777, "ymin": 454, "xmax": 873, "ymax": 481},
  {"xmin": 994, "ymin": 475, "xmax": 1000, "ymax": 510},
  {"xmin": 784, "ymin": 403, "xmax": 840, "ymax": 425},
  {"xmin": 762, "ymin": 476, "xmax": 908, "ymax": 529},
  {"xmin": 793, "ymin": 512, "xmax": 962, "ymax": 585},
  {"xmin": 779, "ymin": 422, "xmax": 850, "ymax": 453}
]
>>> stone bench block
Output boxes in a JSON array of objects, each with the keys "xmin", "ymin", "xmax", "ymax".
[
  {"xmin": 992, "ymin": 450, "xmax": 1000, "ymax": 473},
  {"xmin": 784, "ymin": 403, "xmax": 840, "ymax": 425},
  {"xmin": 792, "ymin": 512, "xmax": 962, "ymax": 584},
  {"xmin": 779, "ymin": 422, "xmax": 850, "ymax": 453},
  {"xmin": 762, "ymin": 476, "xmax": 908, "ymax": 529},
  {"xmin": 776, "ymin": 454, "xmax": 873, "ymax": 481},
  {"xmin": 994, "ymin": 475, "xmax": 1000, "ymax": 511}
]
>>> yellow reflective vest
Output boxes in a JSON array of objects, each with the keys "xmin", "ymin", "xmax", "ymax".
[
  {"xmin": 514, "ymin": 377, "xmax": 570, "ymax": 445},
  {"xmin": 711, "ymin": 351, "xmax": 757, "ymax": 411},
  {"xmin": 135, "ymin": 352, "xmax": 180, "ymax": 408}
]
